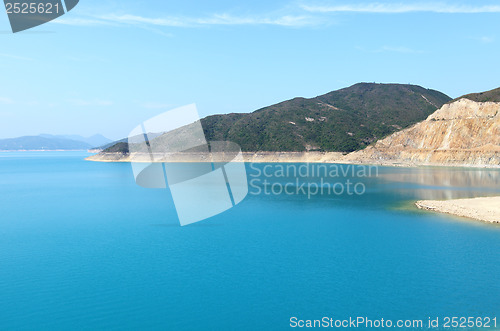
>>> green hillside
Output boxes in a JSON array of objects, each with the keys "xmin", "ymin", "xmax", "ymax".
[
  {"xmin": 102, "ymin": 83, "xmax": 451, "ymax": 154},
  {"xmin": 453, "ymin": 87, "xmax": 500, "ymax": 103},
  {"xmin": 201, "ymin": 83, "xmax": 451, "ymax": 152}
]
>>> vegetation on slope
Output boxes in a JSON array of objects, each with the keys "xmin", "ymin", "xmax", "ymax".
[
  {"xmin": 201, "ymin": 83, "xmax": 451, "ymax": 152},
  {"xmin": 453, "ymin": 87, "xmax": 500, "ymax": 103},
  {"xmin": 102, "ymin": 83, "xmax": 451, "ymax": 154}
]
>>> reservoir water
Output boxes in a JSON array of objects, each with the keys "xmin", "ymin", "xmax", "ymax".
[{"xmin": 0, "ymin": 152, "xmax": 499, "ymax": 330}]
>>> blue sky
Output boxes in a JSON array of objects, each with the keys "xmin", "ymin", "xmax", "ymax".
[{"xmin": 0, "ymin": 0, "xmax": 499, "ymax": 139}]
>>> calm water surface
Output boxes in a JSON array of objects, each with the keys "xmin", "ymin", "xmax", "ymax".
[{"xmin": 0, "ymin": 152, "xmax": 499, "ymax": 330}]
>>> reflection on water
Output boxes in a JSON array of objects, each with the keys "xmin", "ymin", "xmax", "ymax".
[
  {"xmin": 245, "ymin": 163, "xmax": 500, "ymax": 202},
  {"xmin": 377, "ymin": 166, "xmax": 500, "ymax": 200}
]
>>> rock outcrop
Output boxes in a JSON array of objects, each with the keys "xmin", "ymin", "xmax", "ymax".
[{"xmin": 344, "ymin": 98, "xmax": 500, "ymax": 167}]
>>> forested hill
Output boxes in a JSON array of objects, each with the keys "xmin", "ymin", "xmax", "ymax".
[
  {"xmin": 100, "ymin": 83, "xmax": 452, "ymax": 154},
  {"xmin": 452, "ymin": 87, "xmax": 500, "ymax": 103},
  {"xmin": 201, "ymin": 83, "xmax": 451, "ymax": 152}
]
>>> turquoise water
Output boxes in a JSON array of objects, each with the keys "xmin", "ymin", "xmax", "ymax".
[{"xmin": 0, "ymin": 152, "xmax": 499, "ymax": 330}]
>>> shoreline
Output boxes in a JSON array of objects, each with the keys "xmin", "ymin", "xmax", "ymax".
[
  {"xmin": 10, "ymin": 150, "xmax": 499, "ymax": 224},
  {"xmin": 0, "ymin": 150, "xmax": 89, "ymax": 152},
  {"xmin": 416, "ymin": 197, "xmax": 500, "ymax": 224},
  {"xmin": 84, "ymin": 151, "xmax": 500, "ymax": 169}
]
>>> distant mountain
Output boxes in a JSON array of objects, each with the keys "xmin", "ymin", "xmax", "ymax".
[
  {"xmin": 39, "ymin": 134, "xmax": 112, "ymax": 148},
  {"xmin": 0, "ymin": 136, "xmax": 92, "ymax": 151},
  {"xmin": 97, "ymin": 83, "xmax": 451, "ymax": 155}
]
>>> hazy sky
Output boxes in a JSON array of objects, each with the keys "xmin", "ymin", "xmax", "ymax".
[{"xmin": 1, "ymin": 0, "xmax": 499, "ymax": 139}]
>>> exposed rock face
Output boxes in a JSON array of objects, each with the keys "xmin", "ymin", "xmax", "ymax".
[{"xmin": 345, "ymin": 99, "xmax": 500, "ymax": 167}]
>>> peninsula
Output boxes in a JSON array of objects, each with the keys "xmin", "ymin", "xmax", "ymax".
[
  {"xmin": 86, "ymin": 84, "xmax": 500, "ymax": 169},
  {"xmin": 416, "ymin": 197, "xmax": 500, "ymax": 224},
  {"xmin": 85, "ymin": 84, "xmax": 500, "ymax": 225}
]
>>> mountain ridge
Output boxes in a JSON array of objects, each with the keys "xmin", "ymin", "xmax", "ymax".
[
  {"xmin": 39, "ymin": 134, "xmax": 112, "ymax": 147},
  {"xmin": 91, "ymin": 83, "xmax": 448, "ymax": 156},
  {"xmin": 0, "ymin": 134, "xmax": 112, "ymax": 151},
  {"xmin": 86, "ymin": 85, "xmax": 500, "ymax": 167},
  {"xmin": 451, "ymin": 87, "xmax": 500, "ymax": 103},
  {"xmin": 201, "ymin": 83, "xmax": 451, "ymax": 152}
]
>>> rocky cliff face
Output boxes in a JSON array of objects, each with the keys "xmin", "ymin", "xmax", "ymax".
[{"xmin": 345, "ymin": 98, "xmax": 500, "ymax": 167}]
